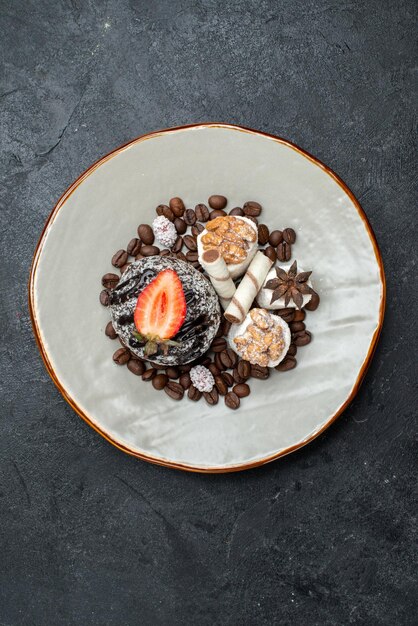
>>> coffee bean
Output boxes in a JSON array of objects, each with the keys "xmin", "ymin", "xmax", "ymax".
[
  {"xmin": 179, "ymin": 373, "xmax": 191, "ymax": 389},
  {"xmin": 247, "ymin": 216, "xmax": 258, "ymax": 225},
  {"xmin": 264, "ymin": 246, "xmax": 277, "ymax": 263},
  {"xmin": 184, "ymin": 209, "xmax": 196, "ymax": 225},
  {"xmin": 141, "ymin": 245, "xmax": 160, "ymax": 256},
  {"xmin": 137, "ymin": 224, "xmax": 154, "ymax": 245},
  {"xmin": 237, "ymin": 359, "xmax": 251, "ymax": 379},
  {"xmin": 250, "ymin": 364, "xmax": 270, "ymax": 379},
  {"xmin": 287, "ymin": 344, "xmax": 297, "ymax": 357},
  {"xmin": 243, "ymin": 201, "xmax": 262, "ymax": 217},
  {"xmin": 191, "ymin": 223, "xmax": 204, "ymax": 236},
  {"xmin": 221, "ymin": 372, "xmax": 234, "ymax": 387},
  {"xmin": 269, "ymin": 230, "xmax": 283, "ymax": 246},
  {"xmin": 111, "ymin": 249, "xmax": 128, "ymax": 268},
  {"xmin": 198, "ymin": 356, "xmax": 211, "ymax": 367},
  {"xmin": 127, "ymin": 359, "xmax": 145, "ymax": 376},
  {"xmin": 183, "ymin": 235, "xmax": 197, "ymax": 251},
  {"xmin": 203, "ymin": 387, "xmax": 219, "ymax": 405},
  {"xmin": 293, "ymin": 310, "xmax": 306, "ymax": 322},
  {"xmin": 162, "ymin": 206, "xmax": 175, "ymax": 221},
  {"xmin": 176, "ymin": 251, "xmax": 187, "ymax": 262},
  {"xmin": 277, "ymin": 241, "xmax": 291, "ymax": 262},
  {"xmin": 209, "ymin": 209, "xmax": 226, "ymax": 220},
  {"xmin": 211, "ymin": 337, "xmax": 227, "ymax": 353},
  {"xmin": 193, "ymin": 262, "xmax": 203, "ymax": 271},
  {"xmin": 120, "ymin": 263, "xmax": 131, "ymax": 274},
  {"xmin": 293, "ymin": 330, "xmax": 312, "ymax": 346},
  {"xmin": 225, "ymin": 391, "xmax": 240, "ymax": 409},
  {"xmin": 195, "ymin": 203, "xmax": 210, "ymax": 221},
  {"xmin": 135, "ymin": 253, "xmax": 144, "ymax": 260},
  {"xmin": 185, "ymin": 251, "xmax": 198, "ymax": 263},
  {"xmin": 113, "ymin": 347, "xmax": 130, "ymax": 365},
  {"xmin": 179, "ymin": 364, "xmax": 192, "ymax": 373},
  {"xmin": 275, "ymin": 356, "xmax": 297, "ymax": 372},
  {"xmin": 188, "ymin": 385, "xmax": 202, "ymax": 401},
  {"xmin": 159, "ymin": 249, "xmax": 171, "ymax": 257},
  {"xmin": 283, "ymin": 228, "xmax": 296, "ymax": 244},
  {"xmin": 105, "ymin": 321, "xmax": 117, "ymax": 339},
  {"xmin": 156, "ymin": 204, "xmax": 169, "ymax": 216},
  {"xmin": 233, "ymin": 383, "xmax": 250, "ymax": 398},
  {"xmin": 171, "ymin": 236, "xmax": 183, "ymax": 253},
  {"xmin": 257, "ymin": 224, "xmax": 269, "ymax": 245},
  {"xmin": 152, "ymin": 373, "xmax": 168, "ymax": 390},
  {"xmin": 221, "ymin": 319, "xmax": 232, "ymax": 335},
  {"xmin": 164, "ymin": 381, "xmax": 184, "ymax": 400},
  {"xmin": 208, "ymin": 195, "xmax": 227, "ymax": 210},
  {"xmin": 169, "ymin": 197, "xmax": 185, "ymax": 217},
  {"xmin": 214, "ymin": 352, "xmax": 226, "ymax": 371},
  {"xmin": 275, "ymin": 308, "xmax": 295, "ymax": 323},
  {"xmin": 100, "ymin": 290, "xmax": 110, "ymax": 306},
  {"xmin": 229, "ymin": 207, "xmax": 244, "ymax": 216},
  {"xmin": 290, "ymin": 321, "xmax": 306, "ymax": 333},
  {"xmin": 166, "ymin": 366, "xmax": 180, "ymax": 379},
  {"xmin": 233, "ymin": 368, "xmax": 246, "ymax": 384},
  {"xmin": 127, "ymin": 238, "xmax": 142, "ymax": 256},
  {"xmin": 101, "ymin": 273, "xmax": 119, "ymax": 289},
  {"xmin": 208, "ymin": 363, "xmax": 221, "ymax": 377},
  {"xmin": 215, "ymin": 375, "xmax": 228, "ymax": 396},
  {"xmin": 214, "ymin": 324, "xmax": 224, "ymax": 339},
  {"xmin": 219, "ymin": 348, "xmax": 238, "ymax": 369},
  {"xmin": 305, "ymin": 291, "xmax": 320, "ymax": 311},
  {"xmin": 174, "ymin": 218, "xmax": 187, "ymax": 234},
  {"xmin": 142, "ymin": 368, "xmax": 157, "ymax": 381}
]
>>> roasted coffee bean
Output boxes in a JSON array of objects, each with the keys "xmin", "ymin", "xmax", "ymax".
[
  {"xmin": 203, "ymin": 387, "xmax": 219, "ymax": 405},
  {"xmin": 305, "ymin": 291, "xmax": 320, "ymax": 311},
  {"xmin": 287, "ymin": 344, "xmax": 297, "ymax": 357},
  {"xmin": 176, "ymin": 251, "xmax": 187, "ymax": 262},
  {"xmin": 277, "ymin": 241, "xmax": 291, "ymax": 262},
  {"xmin": 169, "ymin": 197, "xmax": 185, "ymax": 217},
  {"xmin": 208, "ymin": 362, "xmax": 221, "ymax": 377},
  {"xmin": 141, "ymin": 245, "xmax": 160, "ymax": 256},
  {"xmin": 221, "ymin": 372, "xmax": 234, "ymax": 387},
  {"xmin": 171, "ymin": 236, "xmax": 183, "ymax": 253},
  {"xmin": 112, "ymin": 249, "xmax": 128, "ymax": 268},
  {"xmin": 257, "ymin": 224, "xmax": 269, "ymax": 245},
  {"xmin": 233, "ymin": 368, "xmax": 246, "ymax": 384},
  {"xmin": 214, "ymin": 352, "xmax": 226, "ymax": 371},
  {"xmin": 113, "ymin": 347, "xmax": 130, "ymax": 365},
  {"xmin": 183, "ymin": 235, "xmax": 197, "ymax": 251},
  {"xmin": 293, "ymin": 310, "xmax": 306, "ymax": 322},
  {"xmin": 219, "ymin": 348, "xmax": 238, "ymax": 369},
  {"xmin": 283, "ymin": 227, "xmax": 296, "ymax": 244},
  {"xmin": 142, "ymin": 368, "xmax": 157, "ymax": 381},
  {"xmin": 100, "ymin": 290, "xmax": 110, "ymax": 306},
  {"xmin": 164, "ymin": 381, "xmax": 184, "ymax": 400},
  {"xmin": 191, "ymin": 223, "xmax": 204, "ymax": 236},
  {"xmin": 221, "ymin": 319, "xmax": 232, "ymax": 335},
  {"xmin": 208, "ymin": 195, "xmax": 227, "ymax": 210},
  {"xmin": 152, "ymin": 373, "xmax": 168, "ymax": 390},
  {"xmin": 120, "ymin": 263, "xmax": 130, "ymax": 274},
  {"xmin": 269, "ymin": 230, "xmax": 283, "ymax": 246},
  {"xmin": 127, "ymin": 359, "xmax": 146, "ymax": 376},
  {"xmin": 135, "ymin": 253, "xmax": 144, "ymax": 260},
  {"xmin": 185, "ymin": 251, "xmax": 198, "ymax": 263},
  {"xmin": 137, "ymin": 224, "xmax": 154, "ymax": 245},
  {"xmin": 101, "ymin": 273, "xmax": 119, "ymax": 289},
  {"xmin": 166, "ymin": 366, "xmax": 180, "ymax": 379},
  {"xmin": 246, "ymin": 216, "xmax": 258, "ymax": 225},
  {"xmin": 293, "ymin": 330, "xmax": 312, "ymax": 346},
  {"xmin": 156, "ymin": 204, "xmax": 169, "ymax": 216},
  {"xmin": 195, "ymin": 203, "xmax": 210, "ymax": 221},
  {"xmin": 188, "ymin": 385, "xmax": 202, "ymax": 401},
  {"xmin": 179, "ymin": 373, "xmax": 191, "ymax": 389},
  {"xmin": 243, "ymin": 201, "xmax": 262, "ymax": 217},
  {"xmin": 229, "ymin": 207, "xmax": 244, "ymax": 216},
  {"xmin": 214, "ymin": 324, "xmax": 224, "ymax": 339},
  {"xmin": 250, "ymin": 364, "xmax": 270, "ymax": 379},
  {"xmin": 264, "ymin": 246, "xmax": 277, "ymax": 263},
  {"xmin": 184, "ymin": 208, "xmax": 196, "ymax": 225},
  {"xmin": 211, "ymin": 337, "xmax": 227, "ymax": 352},
  {"xmin": 162, "ymin": 206, "xmax": 175, "ymax": 221},
  {"xmin": 290, "ymin": 321, "xmax": 306, "ymax": 333},
  {"xmin": 174, "ymin": 217, "xmax": 187, "ymax": 234},
  {"xmin": 192, "ymin": 261, "xmax": 202, "ymax": 270},
  {"xmin": 275, "ymin": 356, "xmax": 297, "ymax": 371},
  {"xmin": 237, "ymin": 359, "xmax": 251, "ymax": 379},
  {"xmin": 209, "ymin": 209, "xmax": 226, "ymax": 220},
  {"xmin": 159, "ymin": 249, "xmax": 171, "ymax": 257},
  {"xmin": 127, "ymin": 237, "xmax": 142, "ymax": 256},
  {"xmin": 199, "ymin": 356, "xmax": 212, "ymax": 367},
  {"xmin": 225, "ymin": 391, "xmax": 240, "ymax": 409},
  {"xmin": 215, "ymin": 375, "xmax": 228, "ymax": 396},
  {"xmin": 105, "ymin": 321, "xmax": 117, "ymax": 339},
  {"xmin": 179, "ymin": 364, "xmax": 192, "ymax": 373},
  {"xmin": 233, "ymin": 383, "xmax": 250, "ymax": 398},
  {"xmin": 275, "ymin": 308, "xmax": 295, "ymax": 323}
]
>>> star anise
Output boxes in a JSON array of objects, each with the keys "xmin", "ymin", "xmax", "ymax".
[{"xmin": 265, "ymin": 261, "xmax": 312, "ymax": 309}]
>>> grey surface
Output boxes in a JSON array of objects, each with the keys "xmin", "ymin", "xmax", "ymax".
[{"xmin": 1, "ymin": 0, "xmax": 417, "ymax": 624}]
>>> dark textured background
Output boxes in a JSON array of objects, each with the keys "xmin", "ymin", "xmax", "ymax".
[{"xmin": 1, "ymin": 1, "xmax": 417, "ymax": 624}]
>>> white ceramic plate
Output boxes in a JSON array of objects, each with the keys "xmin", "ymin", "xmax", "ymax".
[{"xmin": 29, "ymin": 124, "xmax": 385, "ymax": 473}]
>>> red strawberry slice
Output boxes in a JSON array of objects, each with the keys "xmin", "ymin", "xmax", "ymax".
[{"xmin": 134, "ymin": 269, "xmax": 186, "ymax": 340}]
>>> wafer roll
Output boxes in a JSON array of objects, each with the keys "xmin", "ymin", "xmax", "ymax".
[
  {"xmin": 224, "ymin": 252, "xmax": 273, "ymax": 323},
  {"xmin": 200, "ymin": 249, "xmax": 235, "ymax": 309}
]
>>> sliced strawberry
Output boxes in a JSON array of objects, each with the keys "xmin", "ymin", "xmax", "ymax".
[{"xmin": 134, "ymin": 269, "xmax": 186, "ymax": 340}]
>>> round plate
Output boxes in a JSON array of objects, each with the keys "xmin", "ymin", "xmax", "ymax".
[{"xmin": 29, "ymin": 124, "xmax": 385, "ymax": 473}]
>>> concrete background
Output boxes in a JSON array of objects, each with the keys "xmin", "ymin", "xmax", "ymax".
[{"xmin": 1, "ymin": 1, "xmax": 417, "ymax": 624}]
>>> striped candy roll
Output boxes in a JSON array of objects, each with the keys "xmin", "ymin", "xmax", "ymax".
[
  {"xmin": 224, "ymin": 251, "xmax": 273, "ymax": 324},
  {"xmin": 200, "ymin": 248, "xmax": 236, "ymax": 310}
]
